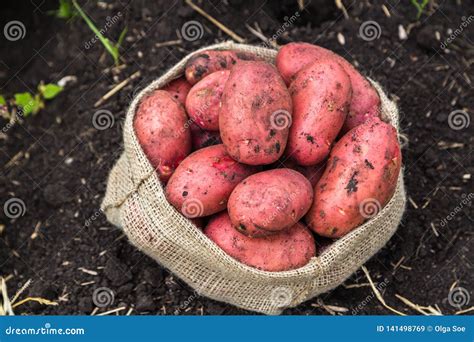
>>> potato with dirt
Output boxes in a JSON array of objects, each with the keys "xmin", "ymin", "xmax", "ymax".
[
  {"xmin": 305, "ymin": 118, "xmax": 401, "ymax": 238},
  {"xmin": 186, "ymin": 70, "xmax": 230, "ymax": 131},
  {"xmin": 165, "ymin": 144, "xmax": 256, "ymax": 218},
  {"xmin": 185, "ymin": 50, "xmax": 259, "ymax": 84},
  {"xmin": 204, "ymin": 212, "xmax": 316, "ymax": 271},
  {"xmin": 162, "ymin": 77, "xmax": 192, "ymax": 105},
  {"xmin": 219, "ymin": 60, "xmax": 292, "ymax": 165},
  {"xmin": 276, "ymin": 42, "xmax": 381, "ymax": 132},
  {"xmin": 287, "ymin": 60, "xmax": 352, "ymax": 165},
  {"xmin": 228, "ymin": 169, "xmax": 313, "ymax": 237},
  {"xmin": 134, "ymin": 90, "xmax": 191, "ymax": 182}
]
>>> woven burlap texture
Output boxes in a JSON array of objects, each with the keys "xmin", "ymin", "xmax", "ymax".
[{"xmin": 101, "ymin": 41, "xmax": 406, "ymax": 315}]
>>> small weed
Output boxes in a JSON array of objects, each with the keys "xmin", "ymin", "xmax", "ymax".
[
  {"xmin": 1, "ymin": 83, "xmax": 63, "ymax": 118},
  {"xmin": 51, "ymin": 0, "xmax": 77, "ymax": 19},
  {"xmin": 72, "ymin": 0, "xmax": 127, "ymax": 65},
  {"xmin": 410, "ymin": 0, "xmax": 430, "ymax": 19}
]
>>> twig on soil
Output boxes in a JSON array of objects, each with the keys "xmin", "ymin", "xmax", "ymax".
[
  {"xmin": 361, "ymin": 266, "xmax": 406, "ymax": 316},
  {"xmin": 12, "ymin": 297, "xmax": 58, "ymax": 309},
  {"xmin": 408, "ymin": 196, "xmax": 419, "ymax": 209},
  {"xmin": 297, "ymin": 0, "xmax": 305, "ymax": 11},
  {"xmin": 97, "ymin": 306, "xmax": 127, "ymax": 316},
  {"xmin": 30, "ymin": 221, "xmax": 42, "ymax": 240},
  {"xmin": 334, "ymin": 0, "xmax": 349, "ymax": 19},
  {"xmin": 391, "ymin": 256, "xmax": 407, "ymax": 272},
  {"xmin": 78, "ymin": 267, "xmax": 98, "ymax": 276},
  {"xmin": 1, "ymin": 277, "xmax": 14, "ymax": 316},
  {"xmin": 430, "ymin": 222, "xmax": 439, "ymax": 237},
  {"xmin": 311, "ymin": 298, "xmax": 348, "ymax": 315},
  {"xmin": 381, "ymin": 4, "xmax": 391, "ymax": 17},
  {"xmin": 455, "ymin": 306, "xmax": 474, "ymax": 315},
  {"xmin": 343, "ymin": 282, "xmax": 371, "ymax": 289},
  {"xmin": 437, "ymin": 141, "xmax": 464, "ymax": 150},
  {"xmin": 80, "ymin": 281, "xmax": 96, "ymax": 286},
  {"xmin": 4, "ymin": 151, "xmax": 24, "ymax": 170},
  {"xmin": 185, "ymin": 0, "xmax": 245, "ymax": 43},
  {"xmin": 449, "ymin": 280, "xmax": 458, "ymax": 292},
  {"xmin": 246, "ymin": 23, "xmax": 278, "ymax": 48},
  {"xmin": 155, "ymin": 39, "xmax": 182, "ymax": 48},
  {"xmin": 395, "ymin": 294, "xmax": 442, "ymax": 315},
  {"xmin": 11, "ymin": 279, "xmax": 32, "ymax": 304},
  {"xmin": 94, "ymin": 70, "xmax": 141, "ymax": 108}
]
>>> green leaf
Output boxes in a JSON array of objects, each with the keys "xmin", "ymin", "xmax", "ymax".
[
  {"xmin": 0, "ymin": 95, "xmax": 6, "ymax": 106},
  {"xmin": 410, "ymin": 0, "xmax": 430, "ymax": 18},
  {"xmin": 72, "ymin": 0, "xmax": 120, "ymax": 64},
  {"xmin": 39, "ymin": 83, "xmax": 63, "ymax": 100},
  {"xmin": 14, "ymin": 92, "xmax": 43, "ymax": 116},
  {"xmin": 116, "ymin": 27, "xmax": 128, "ymax": 50},
  {"xmin": 14, "ymin": 93, "xmax": 34, "ymax": 116},
  {"xmin": 57, "ymin": 0, "xmax": 75, "ymax": 19}
]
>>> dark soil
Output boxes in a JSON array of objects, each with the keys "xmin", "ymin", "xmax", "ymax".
[{"xmin": 0, "ymin": 0, "xmax": 472, "ymax": 315}]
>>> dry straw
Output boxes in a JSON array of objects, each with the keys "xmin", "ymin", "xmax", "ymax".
[{"xmin": 101, "ymin": 41, "xmax": 406, "ymax": 315}]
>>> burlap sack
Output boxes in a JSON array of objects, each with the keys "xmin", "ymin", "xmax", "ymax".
[{"xmin": 101, "ymin": 41, "xmax": 406, "ymax": 315}]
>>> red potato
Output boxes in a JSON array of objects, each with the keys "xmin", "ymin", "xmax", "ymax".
[
  {"xmin": 287, "ymin": 60, "xmax": 352, "ymax": 165},
  {"xmin": 276, "ymin": 42, "xmax": 381, "ymax": 132},
  {"xmin": 161, "ymin": 77, "xmax": 192, "ymax": 105},
  {"xmin": 204, "ymin": 212, "xmax": 316, "ymax": 272},
  {"xmin": 189, "ymin": 122, "xmax": 222, "ymax": 150},
  {"xmin": 279, "ymin": 159, "xmax": 326, "ymax": 187},
  {"xmin": 305, "ymin": 118, "xmax": 401, "ymax": 238},
  {"xmin": 228, "ymin": 169, "xmax": 313, "ymax": 237},
  {"xmin": 134, "ymin": 90, "xmax": 191, "ymax": 182},
  {"xmin": 185, "ymin": 50, "xmax": 259, "ymax": 84},
  {"xmin": 219, "ymin": 61, "xmax": 292, "ymax": 165},
  {"xmin": 165, "ymin": 144, "xmax": 256, "ymax": 218},
  {"xmin": 186, "ymin": 70, "xmax": 230, "ymax": 131}
]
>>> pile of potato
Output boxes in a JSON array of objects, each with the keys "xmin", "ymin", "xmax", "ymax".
[{"xmin": 134, "ymin": 42, "xmax": 402, "ymax": 272}]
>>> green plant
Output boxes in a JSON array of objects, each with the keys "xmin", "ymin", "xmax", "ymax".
[
  {"xmin": 72, "ymin": 0, "xmax": 127, "ymax": 65},
  {"xmin": 1, "ymin": 83, "xmax": 63, "ymax": 117},
  {"xmin": 410, "ymin": 0, "xmax": 430, "ymax": 19},
  {"xmin": 52, "ymin": 0, "xmax": 77, "ymax": 19}
]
